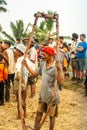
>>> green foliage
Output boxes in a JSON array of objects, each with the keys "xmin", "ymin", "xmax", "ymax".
[
  {"xmin": 1, "ymin": 20, "xmax": 30, "ymax": 45},
  {"xmin": 2, "ymin": 31, "xmax": 16, "ymax": 45},
  {"xmin": 34, "ymin": 10, "xmax": 56, "ymax": 44},
  {"xmin": 0, "ymin": 0, "xmax": 7, "ymax": 12},
  {"xmin": 0, "ymin": 10, "xmax": 57, "ymax": 45}
]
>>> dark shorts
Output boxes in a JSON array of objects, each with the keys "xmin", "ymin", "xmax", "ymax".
[{"xmin": 27, "ymin": 76, "xmax": 37, "ymax": 85}]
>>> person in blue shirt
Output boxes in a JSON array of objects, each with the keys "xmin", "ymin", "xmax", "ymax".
[{"xmin": 76, "ymin": 34, "xmax": 87, "ymax": 84}]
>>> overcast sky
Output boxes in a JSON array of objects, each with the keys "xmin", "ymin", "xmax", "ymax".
[{"xmin": 0, "ymin": 0, "xmax": 87, "ymax": 37}]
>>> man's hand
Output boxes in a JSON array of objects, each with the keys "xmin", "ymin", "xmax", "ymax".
[
  {"xmin": 56, "ymin": 61, "xmax": 62, "ymax": 71},
  {"xmin": 22, "ymin": 59, "xmax": 28, "ymax": 68}
]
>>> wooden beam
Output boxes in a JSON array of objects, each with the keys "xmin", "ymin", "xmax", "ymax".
[{"xmin": 34, "ymin": 12, "xmax": 58, "ymax": 20}]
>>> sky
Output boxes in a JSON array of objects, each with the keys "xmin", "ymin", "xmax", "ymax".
[{"xmin": 0, "ymin": 0, "xmax": 87, "ymax": 37}]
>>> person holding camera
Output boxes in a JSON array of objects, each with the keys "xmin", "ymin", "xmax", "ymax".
[{"xmin": 70, "ymin": 33, "xmax": 79, "ymax": 81}]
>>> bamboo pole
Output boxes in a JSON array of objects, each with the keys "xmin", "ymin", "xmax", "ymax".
[
  {"xmin": 34, "ymin": 12, "xmax": 57, "ymax": 20},
  {"xmin": 18, "ymin": 16, "xmax": 38, "ymax": 130}
]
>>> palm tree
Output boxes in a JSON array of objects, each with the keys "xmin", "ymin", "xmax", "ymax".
[
  {"xmin": 1, "ymin": 20, "xmax": 30, "ymax": 45},
  {"xmin": 34, "ymin": 10, "xmax": 57, "ymax": 44},
  {"xmin": 45, "ymin": 10, "xmax": 56, "ymax": 36},
  {"xmin": 0, "ymin": 0, "xmax": 7, "ymax": 12}
]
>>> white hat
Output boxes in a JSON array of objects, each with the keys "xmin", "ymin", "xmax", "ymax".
[{"xmin": 15, "ymin": 43, "xmax": 26, "ymax": 54}]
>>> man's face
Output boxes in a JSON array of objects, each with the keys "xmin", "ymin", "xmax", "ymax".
[
  {"xmin": 80, "ymin": 36, "xmax": 85, "ymax": 41},
  {"xmin": 2, "ymin": 43, "xmax": 8, "ymax": 50},
  {"xmin": 71, "ymin": 36, "xmax": 75, "ymax": 41},
  {"xmin": 42, "ymin": 52, "xmax": 51, "ymax": 61},
  {"xmin": 15, "ymin": 48, "xmax": 23, "ymax": 57},
  {"xmin": 49, "ymin": 38, "xmax": 53, "ymax": 43},
  {"xmin": 59, "ymin": 38, "xmax": 63, "ymax": 43}
]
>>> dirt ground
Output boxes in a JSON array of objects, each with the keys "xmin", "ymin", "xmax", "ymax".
[{"xmin": 0, "ymin": 79, "xmax": 87, "ymax": 130}]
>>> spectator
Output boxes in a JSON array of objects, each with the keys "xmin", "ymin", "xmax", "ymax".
[
  {"xmin": 3, "ymin": 41, "xmax": 16, "ymax": 102},
  {"xmin": 70, "ymin": 33, "xmax": 78, "ymax": 81},
  {"xmin": 76, "ymin": 34, "xmax": 87, "ymax": 85},
  {"xmin": 0, "ymin": 54, "xmax": 8, "ymax": 105},
  {"xmin": 28, "ymin": 42, "xmax": 38, "ymax": 98}
]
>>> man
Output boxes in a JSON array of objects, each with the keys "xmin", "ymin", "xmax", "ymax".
[
  {"xmin": 58, "ymin": 36, "xmax": 64, "ymax": 68},
  {"xmin": 33, "ymin": 38, "xmax": 39, "ymax": 50},
  {"xmin": 28, "ymin": 42, "xmax": 38, "ymax": 98},
  {"xmin": 70, "ymin": 33, "xmax": 78, "ymax": 81},
  {"xmin": 48, "ymin": 37, "xmax": 56, "ymax": 52},
  {"xmin": 22, "ymin": 37, "xmax": 29, "ymax": 46},
  {"xmin": 16, "ymin": 39, "xmax": 21, "ymax": 44},
  {"xmin": 76, "ymin": 34, "xmax": 87, "ymax": 85},
  {"xmin": 14, "ymin": 43, "xmax": 35, "ymax": 118},
  {"xmin": 23, "ymin": 46, "xmax": 63, "ymax": 130},
  {"xmin": 3, "ymin": 41, "xmax": 15, "ymax": 102}
]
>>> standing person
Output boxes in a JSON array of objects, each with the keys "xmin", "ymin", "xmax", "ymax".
[
  {"xmin": 3, "ymin": 41, "xmax": 15, "ymax": 102},
  {"xmin": 23, "ymin": 46, "xmax": 63, "ymax": 130},
  {"xmin": 70, "ymin": 33, "xmax": 78, "ymax": 81},
  {"xmin": 16, "ymin": 39, "xmax": 21, "ymax": 44},
  {"xmin": 0, "ymin": 54, "xmax": 8, "ymax": 105},
  {"xmin": 22, "ymin": 37, "xmax": 29, "ymax": 47},
  {"xmin": 14, "ymin": 43, "xmax": 35, "ymax": 118},
  {"xmin": 58, "ymin": 36, "xmax": 65, "ymax": 68},
  {"xmin": 28, "ymin": 42, "xmax": 38, "ymax": 98},
  {"xmin": 33, "ymin": 38, "xmax": 39, "ymax": 50},
  {"xmin": 76, "ymin": 34, "xmax": 87, "ymax": 85},
  {"xmin": 48, "ymin": 37, "xmax": 56, "ymax": 52}
]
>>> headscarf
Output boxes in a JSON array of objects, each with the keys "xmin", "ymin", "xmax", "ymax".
[{"xmin": 42, "ymin": 46, "xmax": 55, "ymax": 56}]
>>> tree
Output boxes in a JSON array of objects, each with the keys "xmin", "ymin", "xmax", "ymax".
[
  {"xmin": 34, "ymin": 10, "xmax": 57, "ymax": 44},
  {"xmin": 1, "ymin": 20, "xmax": 30, "ymax": 45},
  {"xmin": 0, "ymin": 0, "xmax": 7, "ymax": 12}
]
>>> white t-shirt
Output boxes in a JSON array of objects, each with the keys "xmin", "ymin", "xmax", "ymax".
[
  {"xmin": 29, "ymin": 47, "xmax": 38, "ymax": 70},
  {"xmin": 15, "ymin": 56, "xmax": 35, "ymax": 89},
  {"xmin": 15, "ymin": 56, "xmax": 35, "ymax": 73},
  {"xmin": 48, "ymin": 41, "xmax": 56, "ymax": 48}
]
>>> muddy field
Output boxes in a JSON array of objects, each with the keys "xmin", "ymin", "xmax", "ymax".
[{"xmin": 0, "ymin": 79, "xmax": 87, "ymax": 130}]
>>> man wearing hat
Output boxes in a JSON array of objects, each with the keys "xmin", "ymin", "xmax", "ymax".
[
  {"xmin": 22, "ymin": 37, "xmax": 29, "ymax": 46},
  {"xmin": 23, "ymin": 46, "xmax": 63, "ymax": 130},
  {"xmin": 14, "ymin": 43, "xmax": 35, "ymax": 118},
  {"xmin": 48, "ymin": 37, "xmax": 56, "ymax": 52}
]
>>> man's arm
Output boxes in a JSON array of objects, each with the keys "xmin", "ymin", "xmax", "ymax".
[
  {"xmin": 76, "ymin": 46, "xmax": 84, "ymax": 52},
  {"xmin": 22, "ymin": 59, "xmax": 38, "ymax": 77},
  {"xmin": 56, "ymin": 61, "xmax": 64, "ymax": 83}
]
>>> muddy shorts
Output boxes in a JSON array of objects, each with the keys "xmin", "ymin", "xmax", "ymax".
[
  {"xmin": 37, "ymin": 102, "xmax": 58, "ymax": 117},
  {"xmin": 27, "ymin": 76, "xmax": 37, "ymax": 85}
]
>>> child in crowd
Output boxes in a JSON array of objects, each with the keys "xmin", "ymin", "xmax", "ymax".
[{"xmin": 0, "ymin": 54, "xmax": 8, "ymax": 105}]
